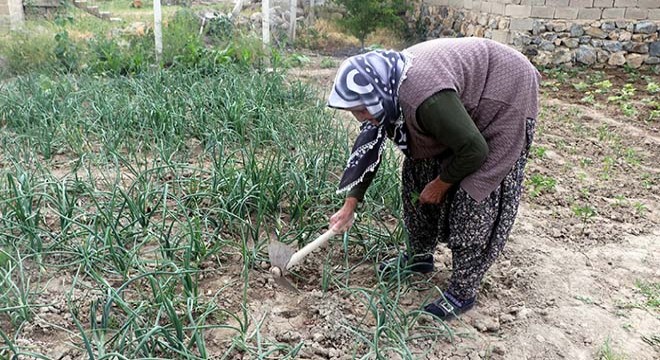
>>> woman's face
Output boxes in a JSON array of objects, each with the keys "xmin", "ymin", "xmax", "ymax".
[{"xmin": 349, "ymin": 108, "xmax": 380, "ymax": 127}]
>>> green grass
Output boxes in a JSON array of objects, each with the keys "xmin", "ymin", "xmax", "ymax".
[
  {"xmin": 635, "ymin": 281, "xmax": 659, "ymax": 309},
  {"xmin": 597, "ymin": 338, "xmax": 627, "ymax": 360}
]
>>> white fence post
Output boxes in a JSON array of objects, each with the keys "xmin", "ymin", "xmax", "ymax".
[
  {"xmin": 154, "ymin": 0, "xmax": 163, "ymax": 62},
  {"xmin": 289, "ymin": 0, "xmax": 296, "ymax": 41},
  {"xmin": 262, "ymin": 0, "xmax": 270, "ymax": 46}
]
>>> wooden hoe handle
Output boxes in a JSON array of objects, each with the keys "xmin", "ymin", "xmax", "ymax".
[{"xmin": 286, "ymin": 229, "xmax": 337, "ymax": 270}]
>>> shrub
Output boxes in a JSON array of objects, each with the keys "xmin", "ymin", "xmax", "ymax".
[
  {"xmin": 331, "ymin": 0, "xmax": 409, "ymax": 49},
  {"xmin": 87, "ymin": 34, "xmax": 152, "ymax": 76}
]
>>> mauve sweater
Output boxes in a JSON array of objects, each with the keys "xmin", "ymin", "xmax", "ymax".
[{"xmin": 399, "ymin": 38, "xmax": 540, "ymax": 202}]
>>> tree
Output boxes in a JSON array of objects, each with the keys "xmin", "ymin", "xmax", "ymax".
[{"xmin": 332, "ymin": 0, "xmax": 409, "ymax": 49}]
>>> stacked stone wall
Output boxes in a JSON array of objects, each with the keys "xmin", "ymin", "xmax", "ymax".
[
  {"xmin": 0, "ymin": 0, "xmax": 10, "ymax": 29},
  {"xmin": 0, "ymin": 0, "xmax": 24, "ymax": 30},
  {"xmin": 416, "ymin": 0, "xmax": 660, "ymax": 67}
]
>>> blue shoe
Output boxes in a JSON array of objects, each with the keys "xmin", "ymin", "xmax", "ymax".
[
  {"xmin": 378, "ymin": 253, "xmax": 434, "ymax": 277},
  {"xmin": 424, "ymin": 291, "xmax": 476, "ymax": 320}
]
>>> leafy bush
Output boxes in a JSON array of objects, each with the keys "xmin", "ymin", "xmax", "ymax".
[
  {"xmin": 87, "ymin": 34, "xmax": 152, "ymax": 76},
  {"xmin": 163, "ymin": 9, "xmax": 205, "ymax": 67},
  {"xmin": 331, "ymin": 0, "xmax": 409, "ymax": 49},
  {"xmin": 54, "ymin": 29, "xmax": 80, "ymax": 72},
  {"xmin": 205, "ymin": 14, "xmax": 234, "ymax": 41}
]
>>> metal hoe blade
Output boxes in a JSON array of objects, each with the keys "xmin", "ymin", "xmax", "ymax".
[
  {"xmin": 268, "ymin": 242, "xmax": 299, "ymax": 292},
  {"xmin": 267, "ymin": 230, "xmax": 337, "ymax": 292}
]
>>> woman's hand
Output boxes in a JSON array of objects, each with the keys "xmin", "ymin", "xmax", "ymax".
[
  {"xmin": 419, "ymin": 177, "xmax": 453, "ymax": 204},
  {"xmin": 330, "ymin": 197, "xmax": 358, "ymax": 232}
]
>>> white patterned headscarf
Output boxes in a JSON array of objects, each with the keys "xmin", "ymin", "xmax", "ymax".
[{"xmin": 328, "ymin": 50, "xmax": 410, "ymax": 194}]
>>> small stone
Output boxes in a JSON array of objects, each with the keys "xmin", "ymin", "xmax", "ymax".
[
  {"xmin": 608, "ymin": 30, "xmax": 620, "ymax": 41},
  {"xmin": 649, "ymin": 41, "xmax": 660, "ymax": 57},
  {"xmin": 626, "ymin": 54, "xmax": 648, "ymax": 69},
  {"xmin": 275, "ymin": 331, "xmax": 301, "ymax": 343},
  {"xmin": 585, "ymin": 27, "xmax": 607, "ymax": 39},
  {"xmin": 634, "ymin": 21, "xmax": 658, "ymax": 34},
  {"xmin": 552, "ymin": 22, "xmax": 568, "ymax": 32},
  {"xmin": 628, "ymin": 43, "xmax": 649, "ymax": 54},
  {"xmin": 500, "ymin": 313, "xmax": 516, "ymax": 323},
  {"xmin": 542, "ymin": 32, "xmax": 558, "ymax": 42},
  {"xmin": 328, "ymin": 348, "xmax": 340, "ymax": 358},
  {"xmin": 492, "ymin": 343, "xmax": 506, "ymax": 355},
  {"xmin": 552, "ymin": 48, "xmax": 573, "ymax": 64},
  {"xmin": 533, "ymin": 51, "xmax": 552, "ymax": 66},
  {"xmin": 312, "ymin": 332, "xmax": 324, "ymax": 342},
  {"xmin": 514, "ymin": 34, "xmax": 533, "ymax": 47},
  {"xmin": 473, "ymin": 319, "xmax": 488, "ymax": 332},
  {"xmin": 400, "ymin": 297, "xmax": 413, "ymax": 306},
  {"xmin": 570, "ymin": 24, "xmax": 584, "ymax": 37},
  {"xmin": 536, "ymin": 335, "xmax": 546, "ymax": 343},
  {"xmin": 603, "ymin": 40, "xmax": 623, "ymax": 53},
  {"xmin": 601, "ymin": 21, "xmax": 616, "ymax": 32},
  {"xmin": 645, "ymin": 56, "xmax": 660, "ymax": 65},
  {"xmin": 516, "ymin": 307, "xmax": 532, "ymax": 320},
  {"xmin": 312, "ymin": 344, "xmax": 329, "ymax": 357},
  {"xmin": 619, "ymin": 31, "xmax": 632, "ymax": 41},
  {"xmin": 473, "ymin": 317, "xmax": 500, "ymax": 332},
  {"xmin": 524, "ymin": 46, "xmax": 539, "ymax": 56},
  {"xmin": 562, "ymin": 38, "xmax": 580, "ymax": 48},
  {"xmin": 608, "ymin": 52, "xmax": 626, "ymax": 66}
]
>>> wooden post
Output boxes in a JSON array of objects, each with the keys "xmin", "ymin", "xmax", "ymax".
[
  {"xmin": 309, "ymin": 0, "xmax": 315, "ymax": 26},
  {"xmin": 289, "ymin": 0, "xmax": 296, "ymax": 42},
  {"xmin": 262, "ymin": 0, "xmax": 270, "ymax": 47},
  {"xmin": 154, "ymin": 0, "xmax": 163, "ymax": 62}
]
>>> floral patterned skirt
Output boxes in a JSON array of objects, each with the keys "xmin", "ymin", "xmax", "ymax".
[{"xmin": 401, "ymin": 118, "xmax": 536, "ymax": 300}]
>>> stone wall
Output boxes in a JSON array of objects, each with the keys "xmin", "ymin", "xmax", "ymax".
[
  {"xmin": 0, "ymin": 0, "xmax": 23, "ymax": 30},
  {"xmin": 416, "ymin": 0, "xmax": 660, "ymax": 67}
]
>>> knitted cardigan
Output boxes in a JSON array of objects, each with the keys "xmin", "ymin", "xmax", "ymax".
[{"xmin": 398, "ymin": 38, "xmax": 540, "ymax": 201}]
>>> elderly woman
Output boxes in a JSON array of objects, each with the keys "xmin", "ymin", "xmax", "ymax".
[{"xmin": 327, "ymin": 37, "xmax": 540, "ymax": 320}]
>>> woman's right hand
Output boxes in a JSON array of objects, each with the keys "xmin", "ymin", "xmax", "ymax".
[{"xmin": 329, "ymin": 197, "xmax": 358, "ymax": 233}]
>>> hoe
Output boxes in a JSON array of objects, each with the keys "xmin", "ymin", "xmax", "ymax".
[{"xmin": 267, "ymin": 229, "xmax": 337, "ymax": 291}]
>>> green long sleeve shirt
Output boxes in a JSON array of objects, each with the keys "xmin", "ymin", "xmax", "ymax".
[{"xmin": 347, "ymin": 90, "xmax": 488, "ymax": 201}]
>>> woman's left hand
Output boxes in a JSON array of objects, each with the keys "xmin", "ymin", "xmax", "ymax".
[{"xmin": 419, "ymin": 177, "xmax": 453, "ymax": 204}]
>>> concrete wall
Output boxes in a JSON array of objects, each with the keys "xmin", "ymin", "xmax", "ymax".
[
  {"xmin": 0, "ymin": 0, "xmax": 24, "ymax": 30},
  {"xmin": 417, "ymin": 0, "xmax": 660, "ymax": 67}
]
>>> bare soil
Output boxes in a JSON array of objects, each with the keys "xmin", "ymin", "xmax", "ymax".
[{"xmin": 6, "ymin": 55, "xmax": 659, "ymax": 360}]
